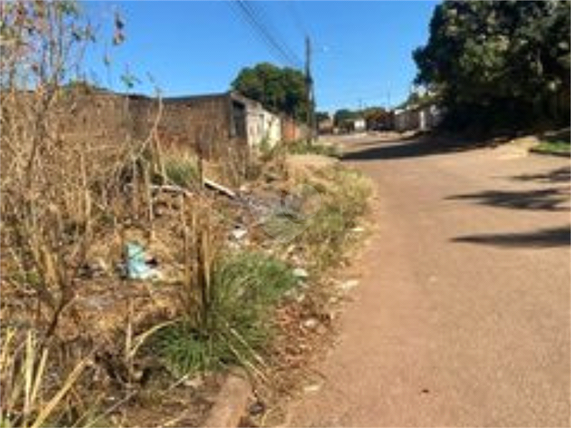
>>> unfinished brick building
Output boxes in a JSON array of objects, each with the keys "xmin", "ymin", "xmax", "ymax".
[
  {"xmin": 57, "ymin": 87, "xmax": 308, "ymax": 164},
  {"xmin": 158, "ymin": 91, "xmax": 254, "ymax": 159}
]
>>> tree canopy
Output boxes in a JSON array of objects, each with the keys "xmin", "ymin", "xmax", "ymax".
[
  {"xmin": 414, "ymin": 0, "xmax": 570, "ymax": 131},
  {"xmin": 333, "ymin": 109, "xmax": 358, "ymax": 125},
  {"xmin": 231, "ymin": 62, "xmax": 309, "ymax": 122},
  {"xmin": 316, "ymin": 111, "xmax": 331, "ymax": 122}
]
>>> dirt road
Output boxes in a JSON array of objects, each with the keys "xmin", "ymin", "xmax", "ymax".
[{"xmin": 289, "ymin": 135, "xmax": 570, "ymax": 427}]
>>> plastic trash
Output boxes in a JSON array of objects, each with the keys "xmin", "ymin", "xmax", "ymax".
[
  {"xmin": 126, "ymin": 242, "xmax": 161, "ymax": 280},
  {"xmin": 231, "ymin": 227, "xmax": 248, "ymax": 240}
]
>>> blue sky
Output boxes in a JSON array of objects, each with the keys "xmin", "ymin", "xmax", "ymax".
[{"xmin": 84, "ymin": 1, "xmax": 438, "ymax": 113}]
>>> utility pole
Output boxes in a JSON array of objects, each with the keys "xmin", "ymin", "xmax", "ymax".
[
  {"xmin": 305, "ymin": 36, "xmax": 316, "ymax": 143},
  {"xmin": 386, "ymin": 90, "xmax": 392, "ymax": 110}
]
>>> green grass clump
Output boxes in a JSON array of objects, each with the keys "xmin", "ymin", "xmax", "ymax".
[
  {"xmin": 286, "ymin": 140, "xmax": 340, "ymax": 157},
  {"xmin": 295, "ymin": 166, "xmax": 372, "ymax": 271},
  {"xmin": 163, "ymin": 155, "xmax": 198, "ymax": 187},
  {"xmin": 152, "ymin": 252, "xmax": 297, "ymax": 377},
  {"xmin": 534, "ymin": 140, "xmax": 570, "ymax": 155}
]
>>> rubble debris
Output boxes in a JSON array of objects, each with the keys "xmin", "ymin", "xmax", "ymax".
[
  {"xmin": 293, "ymin": 267, "xmax": 309, "ymax": 279},
  {"xmin": 338, "ymin": 279, "xmax": 359, "ymax": 292},
  {"xmin": 231, "ymin": 227, "xmax": 248, "ymax": 241},
  {"xmin": 303, "ymin": 383, "xmax": 322, "ymax": 393},
  {"xmin": 302, "ymin": 318, "xmax": 319, "ymax": 329},
  {"xmin": 78, "ymin": 258, "xmax": 108, "ymax": 279},
  {"xmin": 184, "ymin": 376, "xmax": 205, "ymax": 389},
  {"xmin": 248, "ymin": 400, "xmax": 266, "ymax": 416},
  {"xmin": 128, "ymin": 183, "xmax": 193, "ymax": 198},
  {"xmin": 204, "ymin": 177, "xmax": 236, "ymax": 198}
]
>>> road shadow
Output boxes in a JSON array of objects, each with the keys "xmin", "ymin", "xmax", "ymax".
[
  {"xmin": 342, "ymin": 134, "xmax": 486, "ymax": 161},
  {"xmin": 511, "ymin": 166, "xmax": 570, "ymax": 184},
  {"xmin": 452, "ymin": 226, "xmax": 570, "ymax": 249},
  {"xmin": 447, "ymin": 187, "xmax": 570, "ymax": 211}
]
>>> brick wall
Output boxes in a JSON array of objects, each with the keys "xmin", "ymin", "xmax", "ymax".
[
  {"xmin": 281, "ymin": 115, "xmax": 309, "ymax": 142},
  {"xmin": 58, "ymin": 90, "xmax": 249, "ymax": 161},
  {"xmin": 159, "ymin": 95, "xmax": 236, "ymax": 158}
]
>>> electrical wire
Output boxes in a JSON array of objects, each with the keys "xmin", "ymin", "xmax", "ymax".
[
  {"xmin": 229, "ymin": 0, "xmax": 303, "ymax": 69},
  {"xmin": 245, "ymin": 0, "xmax": 303, "ymax": 67},
  {"xmin": 286, "ymin": 0, "xmax": 309, "ymax": 38}
]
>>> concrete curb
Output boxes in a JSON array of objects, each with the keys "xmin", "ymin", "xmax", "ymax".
[{"xmin": 203, "ymin": 373, "xmax": 252, "ymax": 427}]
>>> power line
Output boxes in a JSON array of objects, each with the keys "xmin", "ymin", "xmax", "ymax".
[
  {"xmin": 229, "ymin": 1, "xmax": 288, "ymax": 64},
  {"xmin": 230, "ymin": 0, "xmax": 303, "ymax": 68},
  {"xmin": 245, "ymin": 1, "xmax": 303, "ymax": 67},
  {"xmin": 286, "ymin": 0, "xmax": 309, "ymax": 38}
]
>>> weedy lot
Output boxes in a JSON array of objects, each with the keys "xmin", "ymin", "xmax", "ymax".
[
  {"xmin": 0, "ymin": 3, "xmax": 365, "ymax": 425},
  {"xmin": 0, "ymin": 83, "xmax": 372, "ymax": 427}
]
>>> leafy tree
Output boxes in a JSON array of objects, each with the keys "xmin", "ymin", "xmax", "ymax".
[
  {"xmin": 333, "ymin": 109, "xmax": 357, "ymax": 126},
  {"xmin": 316, "ymin": 111, "xmax": 331, "ymax": 122},
  {"xmin": 333, "ymin": 109, "xmax": 361, "ymax": 132},
  {"xmin": 231, "ymin": 62, "xmax": 308, "ymax": 122},
  {"xmin": 414, "ymin": 0, "xmax": 570, "ymax": 131},
  {"xmin": 362, "ymin": 107, "xmax": 391, "ymax": 130}
]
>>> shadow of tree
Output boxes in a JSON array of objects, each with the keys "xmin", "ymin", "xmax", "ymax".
[
  {"xmin": 447, "ymin": 187, "xmax": 570, "ymax": 211},
  {"xmin": 342, "ymin": 135, "xmax": 486, "ymax": 161},
  {"xmin": 511, "ymin": 166, "xmax": 570, "ymax": 184},
  {"xmin": 452, "ymin": 226, "xmax": 570, "ymax": 248}
]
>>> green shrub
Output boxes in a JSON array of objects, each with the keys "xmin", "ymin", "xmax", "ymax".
[
  {"xmin": 295, "ymin": 166, "xmax": 372, "ymax": 270},
  {"xmin": 534, "ymin": 140, "xmax": 570, "ymax": 155},
  {"xmin": 286, "ymin": 140, "xmax": 340, "ymax": 157},
  {"xmin": 163, "ymin": 156, "xmax": 198, "ymax": 187},
  {"xmin": 153, "ymin": 252, "xmax": 297, "ymax": 376}
]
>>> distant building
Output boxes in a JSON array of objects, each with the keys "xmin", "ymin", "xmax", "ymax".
[
  {"xmin": 353, "ymin": 118, "xmax": 366, "ymax": 132},
  {"xmin": 418, "ymin": 104, "xmax": 442, "ymax": 131},
  {"xmin": 394, "ymin": 104, "xmax": 441, "ymax": 132},
  {"xmin": 338, "ymin": 117, "xmax": 366, "ymax": 133},
  {"xmin": 318, "ymin": 117, "xmax": 334, "ymax": 134}
]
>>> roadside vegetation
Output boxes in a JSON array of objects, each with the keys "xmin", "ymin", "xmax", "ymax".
[
  {"xmin": 284, "ymin": 139, "xmax": 341, "ymax": 158},
  {"xmin": 413, "ymin": 1, "xmax": 570, "ymax": 135},
  {"xmin": 0, "ymin": 2, "xmax": 372, "ymax": 426},
  {"xmin": 295, "ymin": 166, "xmax": 371, "ymax": 271},
  {"xmin": 533, "ymin": 140, "xmax": 571, "ymax": 156},
  {"xmin": 532, "ymin": 129, "xmax": 571, "ymax": 155},
  {"xmin": 153, "ymin": 251, "xmax": 297, "ymax": 377},
  {"xmin": 162, "ymin": 150, "xmax": 200, "ymax": 188}
]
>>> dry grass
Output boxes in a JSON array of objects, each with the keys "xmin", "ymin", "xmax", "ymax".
[
  {"xmin": 0, "ymin": 328, "xmax": 91, "ymax": 427},
  {"xmin": 0, "ymin": 3, "xmax": 373, "ymax": 426},
  {"xmin": 0, "ymin": 2, "xmax": 234, "ymax": 425}
]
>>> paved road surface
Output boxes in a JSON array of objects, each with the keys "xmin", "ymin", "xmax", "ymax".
[{"xmin": 289, "ymin": 135, "xmax": 570, "ymax": 427}]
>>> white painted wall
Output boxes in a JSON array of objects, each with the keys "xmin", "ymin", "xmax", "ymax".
[
  {"xmin": 262, "ymin": 110, "xmax": 281, "ymax": 147},
  {"xmin": 394, "ymin": 105, "xmax": 441, "ymax": 132},
  {"xmin": 246, "ymin": 107, "xmax": 281, "ymax": 149},
  {"xmin": 354, "ymin": 118, "xmax": 366, "ymax": 132}
]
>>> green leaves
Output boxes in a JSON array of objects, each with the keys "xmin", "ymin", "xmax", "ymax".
[
  {"xmin": 414, "ymin": 0, "xmax": 571, "ymax": 130},
  {"xmin": 231, "ymin": 62, "xmax": 309, "ymax": 122}
]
